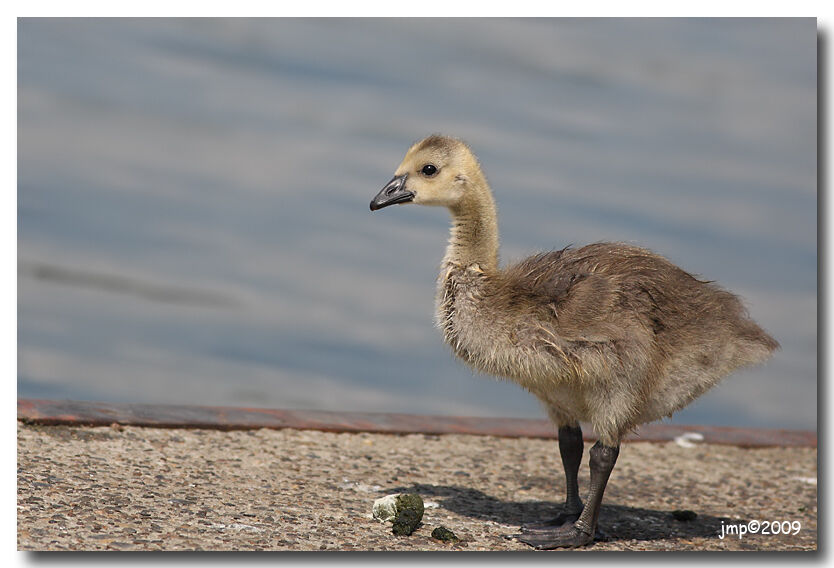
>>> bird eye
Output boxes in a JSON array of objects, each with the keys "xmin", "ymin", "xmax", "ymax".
[{"xmin": 421, "ymin": 164, "xmax": 438, "ymax": 177}]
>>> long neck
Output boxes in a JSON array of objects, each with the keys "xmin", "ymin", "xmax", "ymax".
[{"xmin": 442, "ymin": 184, "xmax": 500, "ymax": 273}]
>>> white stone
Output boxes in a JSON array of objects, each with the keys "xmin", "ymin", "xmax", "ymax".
[{"xmin": 372, "ymin": 494, "xmax": 400, "ymax": 522}]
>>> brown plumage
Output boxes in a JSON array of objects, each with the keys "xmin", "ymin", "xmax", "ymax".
[{"xmin": 370, "ymin": 134, "xmax": 778, "ymax": 548}]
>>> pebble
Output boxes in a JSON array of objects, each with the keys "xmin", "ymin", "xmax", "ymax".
[
  {"xmin": 671, "ymin": 509, "xmax": 698, "ymax": 522},
  {"xmin": 431, "ymin": 526, "xmax": 460, "ymax": 543}
]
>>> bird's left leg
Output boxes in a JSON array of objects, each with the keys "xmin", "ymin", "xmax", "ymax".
[{"xmin": 521, "ymin": 423, "xmax": 584, "ymax": 532}]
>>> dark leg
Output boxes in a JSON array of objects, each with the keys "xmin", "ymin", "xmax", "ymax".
[
  {"xmin": 522, "ymin": 424, "xmax": 584, "ymax": 531},
  {"xmin": 517, "ymin": 441, "xmax": 620, "ymax": 549}
]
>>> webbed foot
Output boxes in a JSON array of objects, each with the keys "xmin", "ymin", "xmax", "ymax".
[
  {"xmin": 515, "ymin": 522, "xmax": 595, "ymax": 549},
  {"xmin": 520, "ymin": 510, "xmax": 581, "ymax": 533}
]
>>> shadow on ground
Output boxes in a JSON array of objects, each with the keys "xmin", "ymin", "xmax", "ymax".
[{"xmin": 389, "ymin": 482, "xmax": 733, "ymax": 544}]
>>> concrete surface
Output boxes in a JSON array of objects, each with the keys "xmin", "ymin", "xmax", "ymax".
[{"xmin": 17, "ymin": 423, "xmax": 817, "ymax": 551}]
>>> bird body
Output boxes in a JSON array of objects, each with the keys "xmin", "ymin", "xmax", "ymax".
[
  {"xmin": 437, "ymin": 242, "xmax": 777, "ymax": 446},
  {"xmin": 370, "ymin": 134, "xmax": 778, "ymax": 548}
]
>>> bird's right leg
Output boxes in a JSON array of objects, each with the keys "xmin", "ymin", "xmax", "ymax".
[
  {"xmin": 522, "ymin": 423, "xmax": 584, "ymax": 532},
  {"xmin": 517, "ymin": 441, "xmax": 619, "ymax": 548}
]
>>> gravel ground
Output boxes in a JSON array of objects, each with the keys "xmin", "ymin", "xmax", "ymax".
[{"xmin": 17, "ymin": 423, "xmax": 817, "ymax": 551}]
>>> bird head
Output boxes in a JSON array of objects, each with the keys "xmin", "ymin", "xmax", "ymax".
[{"xmin": 370, "ymin": 135, "xmax": 483, "ymax": 212}]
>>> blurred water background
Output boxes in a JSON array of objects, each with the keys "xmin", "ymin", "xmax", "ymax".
[{"xmin": 18, "ymin": 18, "xmax": 816, "ymax": 430}]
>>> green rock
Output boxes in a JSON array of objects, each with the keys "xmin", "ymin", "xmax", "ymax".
[
  {"xmin": 431, "ymin": 526, "xmax": 460, "ymax": 543},
  {"xmin": 372, "ymin": 493, "xmax": 424, "ymax": 536}
]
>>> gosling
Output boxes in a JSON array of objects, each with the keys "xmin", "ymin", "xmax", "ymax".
[{"xmin": 370, "ymin": 134, "xmax": 778, "ymax": 549}]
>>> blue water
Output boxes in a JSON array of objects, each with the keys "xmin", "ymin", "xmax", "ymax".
[{"xmin": 18, "ymin": 18, "xmax": 817, "ymax": 430}]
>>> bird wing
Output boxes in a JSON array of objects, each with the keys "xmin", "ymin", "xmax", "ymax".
[{"xmin": 504, "ymin": 249, "xmax": 623, "ymax": 344}]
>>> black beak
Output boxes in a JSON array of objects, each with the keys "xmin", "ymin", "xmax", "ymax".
[{"xmin": 370, "ymin": 174, "xmax": 414, "ymax": 211}]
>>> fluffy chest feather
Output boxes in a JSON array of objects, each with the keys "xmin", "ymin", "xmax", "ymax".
[
  {"xmin": 435, "ymin": 265, "xmax": 492, "ymax": 365},
  {"xmin": 436, "ymin": 265, "xmax": 552, "ymax": 382}
]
